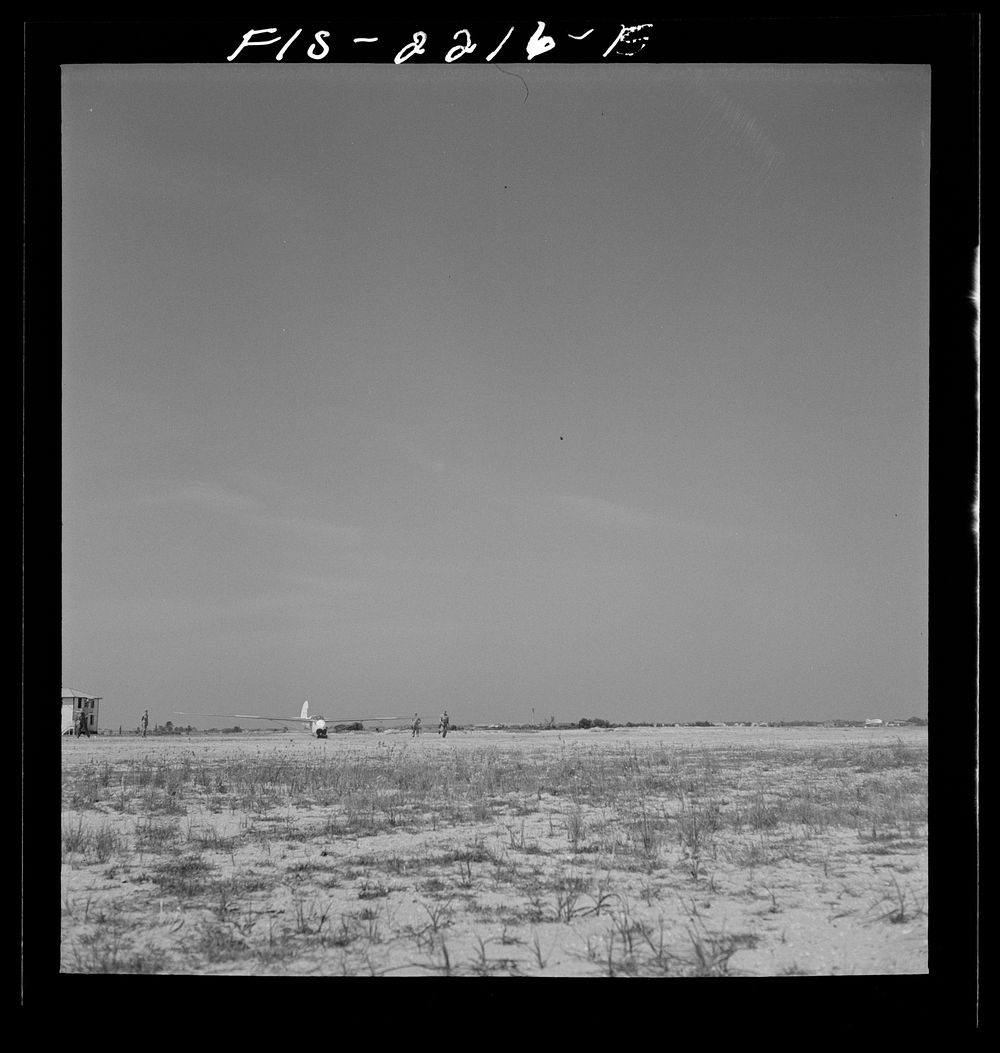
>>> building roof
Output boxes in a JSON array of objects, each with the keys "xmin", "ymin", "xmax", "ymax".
[{"xmin": 61, "ymin": 687, "xmax": 99, "ymax": 699}]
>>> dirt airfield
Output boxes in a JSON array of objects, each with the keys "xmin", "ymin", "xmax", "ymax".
[{"xmin": 60, "ymin": 725, "xmax": 928, "ymax": 976}]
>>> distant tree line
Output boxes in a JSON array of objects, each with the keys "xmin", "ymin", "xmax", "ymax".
[
  {"xmin": 138, "ymin": 721, "xmax": 197, "ymax": 735},
  {"xmin": 129, "ymin": 715, "xmax": 928, "ymax": 736}
]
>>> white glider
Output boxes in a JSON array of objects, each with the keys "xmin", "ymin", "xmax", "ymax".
[{"xmin": 175, "ymin": 700, "xmax": 412, "ymax": 738}]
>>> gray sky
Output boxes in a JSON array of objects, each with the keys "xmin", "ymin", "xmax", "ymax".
[{"xmin": 61, "ymin": 63, "xmax": 930, "ymax": 729}]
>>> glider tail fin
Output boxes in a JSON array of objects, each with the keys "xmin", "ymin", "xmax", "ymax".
[{"xmin": 300, "ymin": 700, "xmax": 309, "ymax": 721}]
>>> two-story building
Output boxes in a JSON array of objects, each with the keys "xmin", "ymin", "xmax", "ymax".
[{"xmin": 62, "ymin": 688, "xmax": 101, "ymax": 735}]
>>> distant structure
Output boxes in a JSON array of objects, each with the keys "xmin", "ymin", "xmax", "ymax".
[
  {"xmin": 864, "ymin": 717, "xmax": 884, "ymax": 728},
  {"xmin": 62, "ymin": 687, "xmax": 102, "ymax": 736}
]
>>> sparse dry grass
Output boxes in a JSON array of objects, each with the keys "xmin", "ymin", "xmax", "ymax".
[{"xmin": 61, "ymin": 727, "xmax": 928, "ymax": 975}]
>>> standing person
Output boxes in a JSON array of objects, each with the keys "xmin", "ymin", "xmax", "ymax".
[
  {"xmin": 412, "ymin": 713, "xmax": 422, "ymax": 737},
  {"xmin": 439, "ymin": 710, "xmax": 450, "ymax": 738},
  {"xmin": 141, "ymin": 710, "xmax": 149, "ymax": 738},
  {"xmin": 76, "ymin": 710, "xmax": 91, "ymax": 738}
]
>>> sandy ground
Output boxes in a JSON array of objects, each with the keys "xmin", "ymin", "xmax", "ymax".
[{"xmin": 60, "ymin": 725, "xmax": 928, "ymax": 976}]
